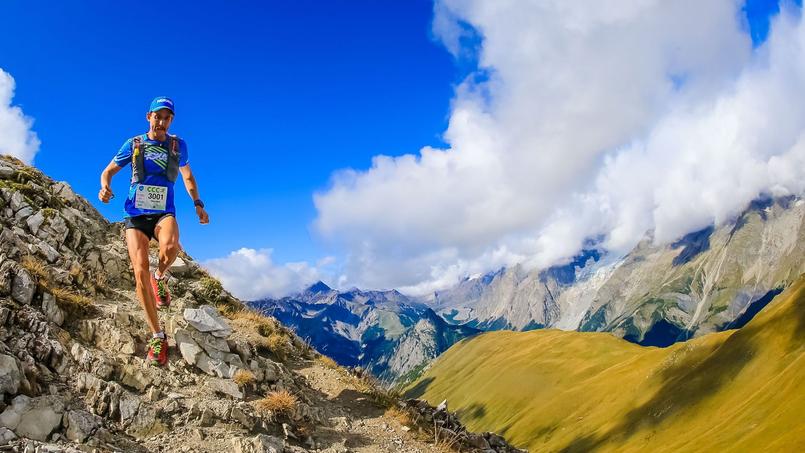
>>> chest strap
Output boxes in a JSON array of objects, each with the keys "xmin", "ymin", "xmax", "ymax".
[{"xmin": 130, "ymin": 134, "xmax": 180, "ymax": 183}]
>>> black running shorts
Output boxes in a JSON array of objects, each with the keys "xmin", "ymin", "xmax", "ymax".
[{"xmin": 124, "ymin": 213, "xmax": 174, "ymax": 241}]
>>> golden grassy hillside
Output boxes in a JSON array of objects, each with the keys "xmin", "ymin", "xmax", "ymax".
[{"xmin": 406, "ymin": 274, "xmax": 805, "ymax": 452}]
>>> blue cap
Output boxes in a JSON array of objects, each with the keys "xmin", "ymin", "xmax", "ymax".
[{"xmin": 149, "ymin": 96, "xmax": 175, "ymax": 114}]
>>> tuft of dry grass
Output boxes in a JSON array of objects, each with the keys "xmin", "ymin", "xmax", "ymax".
[
  {"xmin": 370, "ymin": 386, "xmax": 402, "ymax": 408},
  {"xmin": 198, "ymin": 276, "xmax": 223, "ymax": 301},
  {"xmin": 224, "ymin": 306, "xmax": 284, "ymax": 340},
  {"xmin": 21, "ymin": 255, "xmax": 50, "ymax": 281},
  {"xmin": 233, "ymin": 369, "xmax": 256, "ymax": 387},
  {"xmin": 21, "ymin": 253, "xmax": 95, "ymax": 318},
  {"xmin": 385, "ymin": 406, "xmax": 416, "ymax": 428},
  {"xmin": 221, "ymin": 306, "xmax": 299, "ymax": 362},
  {"xmin": 433, "ymin": 427, "xmax": 462, "ymax": 452},
  {"xmin": 230, "ymin": 308, "xmax": 279, "ymax": 335},
  {"xmin": 68, "ymin": 263, "xmax": 82, "ymax": 279},
  {"xmin": 49, "ymin": 286, "xmax": 93, "ymax": 315},
  {"xmin": 318, "ymin": 355, "xmax": 339, "ymax": 369},
  {"xmin": 257, "ymin": 322, "xmax": 277, "ymax": 337},
  {"xmin": 214, "ymin": 297, "xmax": 244, "ymax": 317},
  {"xmin": 345, "ymin": 370, "xmax": 401, "ymax": 409},
  {"xmin": 264, "ymin": 333, "xmax": 292, "ymax": 361},
  {"xmin": 254, "ymin": 390, "xmax": 298, "ymax": 419}
]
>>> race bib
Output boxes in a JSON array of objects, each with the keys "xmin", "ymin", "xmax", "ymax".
[{"xmin": 134, "ymin": 184, "xmax": 168, "ymax": 211}]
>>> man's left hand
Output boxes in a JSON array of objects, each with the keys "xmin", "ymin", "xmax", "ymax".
[{"xmin": 196, "ymin": 206, "xmax": 210, "ymax": 224}]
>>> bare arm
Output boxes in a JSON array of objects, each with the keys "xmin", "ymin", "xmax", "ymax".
[
  {"xmin": 180, "ymin": 164, "xmax": 209, "ymax": 224},
  {"xmin": 99, "ymin": 161, "xmax": 123, "ymax": 203},
  {"xmin": 179, "ymin": 164, "xmax": 201, "ymax": 201}
]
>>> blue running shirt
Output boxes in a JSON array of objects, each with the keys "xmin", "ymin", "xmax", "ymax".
[{"xmin": 113, "ymin": 134, "xmax": 189, "ymax": 217}]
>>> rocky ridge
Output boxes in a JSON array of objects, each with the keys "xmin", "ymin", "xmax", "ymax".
[
  {"xmin": 0, "ymin": 155, "xmax": 523, "ymax": 452},
  {"xmin": 432, "ymin": 197, "xmax": 805, "ymax": 345},
  {"xmin": 250, "ymin": 284, "xmax": 480, "ymax": 385}
]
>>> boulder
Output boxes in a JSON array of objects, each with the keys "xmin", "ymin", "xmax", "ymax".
[
  {"xmin": 108, "ymin": 327, "xmax": 136, "ymax": 355},
  {"xmin": 125, "ymin": 406, "xmax": 165, "ymax": 439},
  {"xmin": 36, "ymin": 240, "xmax": 60, "ymax": 263},
  {"xmin": 118, "ymin": 393, "xmax": 141, "ymax": 424},
  {"xmin": 176, "ymin": 327, "xmax": 242, "ymax": 378},
  {"xmin": 119, "ymin": 364, "xmax": 153, "ymax": 392},
  {"xmin": 63, "ymin": 410, "xmax": 101, "ymax": 443},
  {"xmin": 0, "ymin": 426, "xmax": 16, "ymax": 446},
  {"xmin": 232, "ymin": 434, "xmax": 285, "ymax": 453},
  {"xmin": 206, "ymin": 378, "xmax": 243, "ymax": 400},
  {"xmin": 196, "ymin": 354, "xmax": 232, "ymax": 378},
  {"xmin": 189, "ymin": 327, "xmax": 231, "ymax": 355},
  {"xmin": 0, "ymin": 306, "xmax": 10, "ymax": 325},
  {"xmin": 0, "ymin": 354, "xmax": 21, "ymax": 395},
  {"xmin": 486, "ymin": 432, "xmax": 507, "ymax": 448},
  {"xmin": 26, "ymin": 211, "xmax": 44, "ymax": 235},
  {"xmin": 184, "ymin": 305, "xmax": 232, "ymax": 338},
  {"xmin": 199, "ymin": 408, "xmax": 216, "ymax": 427},
  {"xmin": 0, "ymin": 163, "xmax": 14, "ymax": 179},
  {"xmin": 11, "ymin": 269, "xmax": 35, "ymax": 305},
  {"xmin": 169, "ymin": 256, "xmax": 191, "ymax": 276},
  {"xmin": 52, "ymin": 182, "xmax": 79, "ymax": 206},
  {"xmin": 9, "ymin": 192, "xmax": 32, "ymax": 220},
  {"xmin": 0, "ymin": 395, "xmax": 64, "ymax": 442},
  {"xmin": 41, "ymin": 293, "xmax": 64, "ymax": 326},
  {"xmin": 467, "ymin": 433, "xmax": 491, "ymax": 449},
  {"xmin": 175, "ymin": 329, "xmax": 204, "ymax": 365},
  {"xmin": 229, "ymin": 404, "xmax": 255, "ymax": 430}
]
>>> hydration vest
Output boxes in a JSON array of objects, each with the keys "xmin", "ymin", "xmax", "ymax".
[{"xmin": 130, "ymin": 134, "xmax": 181, "ymax": 183}]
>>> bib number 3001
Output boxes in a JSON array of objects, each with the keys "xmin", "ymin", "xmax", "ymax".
[{"xmin": 135, "ymin": 184, "xmax": 168, "ymax": 211}]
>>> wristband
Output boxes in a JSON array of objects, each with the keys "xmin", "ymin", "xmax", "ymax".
[{"xmin": 194, "ymin": 199, "xmax": 205, "ymax": 208}]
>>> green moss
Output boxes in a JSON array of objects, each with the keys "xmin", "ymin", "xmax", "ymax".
[
  {"xmin": 14, "ymin": 169, "xmax": 48, "ymax": 186},
  {"xmin": 0, "ymin": 180, "xmax": 40, "ymax": 208},
  {"xmin": 42, "ymin": 207, "xmax": 58, "ymax": 219}
]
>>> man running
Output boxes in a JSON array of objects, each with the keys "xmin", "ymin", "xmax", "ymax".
[{"xmin": 98, "ymin": 96, "xmax": 209, "ymax": 366}]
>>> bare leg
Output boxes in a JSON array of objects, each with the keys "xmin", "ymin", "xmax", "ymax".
[
  {"xmin": 154, "ymin": 215, "xmax": 180, "ymax": 276},
  {"xmin": 126, "ymin": 229, "xmax": 161, "ymax": 334}
]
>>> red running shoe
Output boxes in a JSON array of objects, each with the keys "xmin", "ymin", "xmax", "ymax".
[
  {"xmin": 150, "ymin": 271, "xmax": 171, "ymax": 309},
  {"xmin": 147, "ymin": 335, "xmax": 168, "ymax": 367}
]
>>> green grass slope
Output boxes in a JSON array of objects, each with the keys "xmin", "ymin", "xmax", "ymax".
[{"xmin": 406, "ymin": 274, "xmax": 805, "ymax": 452}]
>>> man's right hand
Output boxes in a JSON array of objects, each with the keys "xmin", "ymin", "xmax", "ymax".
[{"xmin": 98, "ymin": 185, "xmax": 114, "ymax": 203}]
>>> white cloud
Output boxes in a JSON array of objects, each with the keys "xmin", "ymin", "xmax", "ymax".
[
  {"xmin": 313, "ymin": 1, "xmax": 805, "ymax": 294},
  {"xmin": 0, "ymin": 68, "xmax": 40, "ymax": 164},
  {"xmin": 202, "ymin": 248, "xmax": 327, "ymax": 300}
]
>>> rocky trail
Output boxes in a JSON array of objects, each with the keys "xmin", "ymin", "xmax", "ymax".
[{"xmin": 0, "ymin": 154, "xmax": 524, "ymax": 453}]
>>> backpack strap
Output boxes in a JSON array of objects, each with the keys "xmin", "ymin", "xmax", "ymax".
[
  {"xmin": 166, "ymin": 135, "xmax": 180, "ymax": 182},
  {"xmin": 130, "ymin": 135, "xmax": 146, "ymax": 184}
]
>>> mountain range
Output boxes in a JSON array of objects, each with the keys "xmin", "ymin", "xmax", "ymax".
[
  {"xmin": 248, "ymin": 282, "xmax": 480, "ymax": 384},
  {"xmin": 249, "ymin": 196, "xmax": 804, "ymax": 390},
  {"xmin": 432, "ymin": 196, "xmax": 805, "ymax": 346}
]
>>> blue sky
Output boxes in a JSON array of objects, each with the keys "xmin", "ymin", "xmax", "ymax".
[
  {"xmin": 0, "ymin": 0, "xmax": 459, "ymax": 264},
  {"xmin": 1, "ymin": 0, "xmax": 801, "ymax": 298}
]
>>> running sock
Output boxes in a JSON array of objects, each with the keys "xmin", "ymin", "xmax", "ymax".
[{"xmin": 153, "ymin": 331, "xmax": 166, "ymax": 340}]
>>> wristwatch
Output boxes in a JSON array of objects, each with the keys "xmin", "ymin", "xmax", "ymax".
[{"xmin": 194, "ymin": 199, "xmax": 205, "ymax": 208}]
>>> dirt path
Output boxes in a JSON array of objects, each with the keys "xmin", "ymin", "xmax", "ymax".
[{"xmin": 293, "ymin": 360, "xmax": 442, "ymax": 453}]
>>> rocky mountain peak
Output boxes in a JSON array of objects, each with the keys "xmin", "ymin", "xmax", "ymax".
[{"xmin": 304, "ymin": 281, "xmax": 332, "ymax": 295}]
